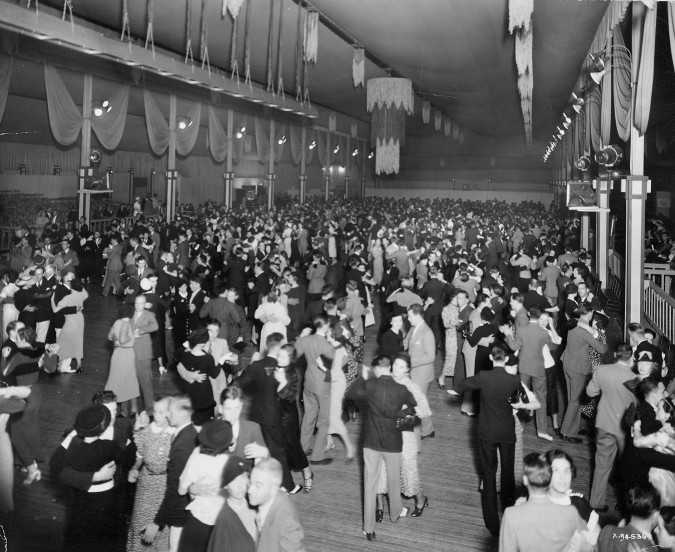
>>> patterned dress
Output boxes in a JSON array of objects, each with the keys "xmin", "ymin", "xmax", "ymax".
[{"xmin": 127, "ymin": 423, "xmax": 173, "ymax": 552}]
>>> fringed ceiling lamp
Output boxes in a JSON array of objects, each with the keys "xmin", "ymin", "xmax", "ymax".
[
  {"xmin": 508, "ymin": 0, "xmax": 534, "ymax": 144},
  {"xmin": 366, "ymin": 77, "xmax": 413, "ymax": 175}
]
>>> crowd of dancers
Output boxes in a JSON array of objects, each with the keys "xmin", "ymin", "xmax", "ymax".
[{"xmin": 2, "ymin": 195, "xmax": 675, "ymax": 551}]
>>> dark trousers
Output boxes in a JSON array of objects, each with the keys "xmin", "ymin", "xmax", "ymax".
[
  {"xmin": 178, "ymin": 512, "xmax": 213, "ymax": 552},
  {"xmin": 478, "ymin": 438, "xmax": 515, "ymax": 536},
  {"xmin": 135, "ymin": 357, "xmax": 154, "ymax": 414},
  {"xmin": 260, "ymin": 423, "xmax": 295, "ymax": 491},
  {"xmin": 10, "ymin": 383, "xmax": 41, "ymax": 467}
]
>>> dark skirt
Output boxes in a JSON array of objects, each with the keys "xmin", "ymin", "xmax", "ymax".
[
  {"xmin": 280, "ymin": 404, "xmax": 308, "ymax": 471},
  {"xmin": 64, "ymin": 488, "xmax": 119, "ymax": 552}
]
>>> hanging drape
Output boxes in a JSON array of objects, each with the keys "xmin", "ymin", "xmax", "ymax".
[
  {"xmin": 143, "ymin": 90, "xmax": 171, "ymax": 155},
  {"xmin": 274, "ymin": 123, "xmax": 287, "ymax": 161},
  {"xmin": 589, "ymin": 87, "xmax": 602, "ymax": 152},
  {"xmin": 91, "ymin": 82, "xmax": 129, "ymax": 151},
  {"xmin": 633, "ymin": 4, "xmax": 656, "ymax": 136},
  {"xmin": 588, "ymin": 1, "xmax": 630, "ymax": 54},
  {"xmin": 316, "ymin": 128, "xmax": 329, "ymax": 167},
  {"xmin": 144, "ymin": 91, "xmax": 201, "ymax": 157},
  {"xmin": 44, "ymin": 65, "xmax": 83, "ymax": 146},
  {"xmin": 207, "ymin": 106, "xmax": 229, "ymax": 163},
  {"xmin": 254, "ymin": 116, "xmax": 272, "ymax": 162},
  {"xmin": 289, "ymin": 124, "xmax": 303, "ymax": 166},
  {"xmin": 306, "ymin": 128, "xmax": 316, "ymax": 165},
  {"xmin": 668, "ymin": 3, "xmax": 675, "ymax": 73},
  {"xmin": 508, "ymin": 0, "xmax": 534, "ymax": 144},
  {"xmin": 600, "ymin": 41, "xmax": 612, "ymax": 147},
  {"xmin": 0, "ymin": 56, "xmax": 13, "ymax": 124},
  {"xmin": 612, "ymin": 27, "xmax": 631, "ymax": 142}
]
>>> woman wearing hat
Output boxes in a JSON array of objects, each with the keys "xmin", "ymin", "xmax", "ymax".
[
  {"xmin": 177, "ymin": 419, "xmax": 232, "ymax": 552},
  {"xmin": 206, "ymin": 455, "xmax": 256, "ymax": 552},
  {"xmin": 58, "ymin": 404, "xmax": 124, "ymax": 552}
]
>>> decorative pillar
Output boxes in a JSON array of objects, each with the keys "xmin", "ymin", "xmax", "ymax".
[
  {"xmin": 596, "ymin": 178, "xmax": 611, "ymax": 290},
  {"xmin": 360, "ymin": 139, "xmax": 367, "ymax": 198},
  {"xmin": 79, "ymin": 74, "xmax": 93, "ymax": 219},
  {"xmin": 267, "ymin": 119, "xmax": 276, "ymax": 211},
  {"xmin": 225, "ymin": 109, "xmax": 234, "ymax": 207},
  {"xmin": 324, "ymin": 131, "xmax": 331, "ymax": 201},
  {"xmin": 224, "ymin": 172, "xmax": 234, "ymax": 209},
  {"xmin": 580, "ymin": 214, "xmax": 590, "ymax": 250},
  {"xmin": 166, "ymin": 94, "xmax": 177, "ymax": 222},
  {"xmin": 299, "ymin": 126, "xmax": 307, "ymax": 204},
  {"xmin": 345, "ymin": 135, "xmax": 351, "ymax": 199}
]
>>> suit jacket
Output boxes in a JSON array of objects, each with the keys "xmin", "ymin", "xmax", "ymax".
[
  {"xmin": 200, "ymin": 296, "xmax": 245, "ymax": 343},
  {"xmin": 131, "ymin": 310, "xmax": 159, "ymax": 360},
  {"xmin": 405, "ymin": 322, "xmax": 436, "ymax": 378},
  {"xmin": 586, "ymin": 360, "xmax": 636, "ymax": 437},
  {"xmin": 189, "ymin": 290, "xmax": 207, "ymax": 330},
  {"xmin": 506, "ymin": 322, "xmax": 552, "ymax": 378},
  {"xmin": 257, "ymin": 492, "xmax": 306, "ymax": 552},
  {"xmin": 154, "ymin": 423, "xmax": 197, "ymax": 528},
  {"xmin": 294, "ymin": 334, "xmax": 334, "ymax": 394},
  {"xmin": 235, "ymin": 356, "xmax": 282, "ymax": 427},
  {"xmin": 231, "ymin": 419, "xmax": 266, "ymax": 458},
  {"xmin": 421, "ymin": 278, "xmax": 451, "ymax": 315},
  {"xmin": 561, "ymin": 326, "xmax": 608, "ymax": 375},
  {"xmin": 455, "ymin": 367, "xmax": 520, "ymax": 442}
]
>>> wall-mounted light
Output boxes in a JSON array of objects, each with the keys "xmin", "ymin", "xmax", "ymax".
[
  {"xmin": 333, "ymin": 145, "xmax": 340, "ymax": 154},
  {"xmin": 308, "ymin": 140, "xmax": 317, "ymax": 150},
  {"xmin": 562, "ymin": 113, "xmax": 572, "ymax": 130},
  {"xmin": 177, "ymin": 117, "xmax": 193, "ymax": 130},
  {"xmin": 277, "ymin": 135, "xmax": 287, "ymax": 145},
  {"xmin": 351, "ymin": 148, "xmax": 359, "ymax": 157},
  {"xmin": 338, "ymin": 166, "xmax": 345, "ymax": 174},
  {"xmin": 367, "ymin": 151, "xmax": 374, "ymax": 159},
  {"xmin": 595, "ymin": 144, "xmax": 623, "ymax": 168},
  {"xmin": 93, "ymin": 99, "xmax": 112, "ymax": 118}
]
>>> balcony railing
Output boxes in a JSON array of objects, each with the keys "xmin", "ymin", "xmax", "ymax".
[{"xmin": 644, "ymin": 280, "xmax": 675, "ymax": 344}]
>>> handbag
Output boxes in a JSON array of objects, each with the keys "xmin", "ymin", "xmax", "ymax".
[
  {"xmin": 507, "ymin": 384, "xmax": 529, "ymax": 405},
  {"xmin": 394, "ymin": 406, "xmax": 420, "ymax": 431}
]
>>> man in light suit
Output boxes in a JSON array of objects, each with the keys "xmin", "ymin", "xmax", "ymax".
[
  {"xmin": 502, "ymin": 307, "xmax": 555, "ymax": 440},
  {"xmin": 585, "ymin": 343, "xmax": 636, "ymax": 510},
  {"xmin": 248, "ymin": 458, "xmax": 306, "ymax": 552},
  {"xmin": 560, "ymin": 305, "xmax": 607, "ymax": 442},
  {"xmin": 130, "ymin": 294, "xmax": 159, "ymax": 414},
  {"xmin": 405, "ymin": 303, "xmax": 435, "ymax": 437}
]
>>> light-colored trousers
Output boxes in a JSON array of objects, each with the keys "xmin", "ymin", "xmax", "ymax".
[
  {"xmin": 590, "ymin": 429, "xmax": 624, "ymax": 508},
  {"xmin": 363, "ymin": 448, "xmax": 402, "ymax": 533},
  {"xmin": 300, "ymin": 386, "xmax": 331, "ymax": 461}
]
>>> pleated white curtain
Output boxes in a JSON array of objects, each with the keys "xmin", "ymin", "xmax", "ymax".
[
  {"xmin": 612, "ymin": 27, "xmax": 632, "ymax": 142},
  {"xmin": 289, "ymin": 124, "xmax": 303, "ymax": 166},
  {"xmin": 315, "ymin": 129, "xmax": 329, "ymax": 167},
  {"xmin": 589, "ymin": 88, "xmax": 602, "ymax": 152},
  {"xmin": 208, "ymin": 106, "xmax": 228, "ymax": 163},
  {"xmin": 274, "ymin": 123, "xmax": 287, "ymax": 161},
  {"xmin": 0, "ymin": 56, "xmax": 13, "ymax": 124},
  {"xmin": 600, "ymin": 40, "xmax": 612, "ymax": 147},
  {"xmin": 634, "ymin": 5, "xmax": 656, "ymax": 136},
  {"xmin": 254, "ymin": 116, "xmax": 270, "ymax": 162},
  {"xmin": 45, "ymin": 65, "xmax": 129, "ymax": 150},
  {"xmin": 92, "ymin": 81, "xmax": 129, "ymax": 151},
  {"xmin": 144, "ymin": 90, "xmax": 201, "ymax": 157},
  {"xmin": 44, "ymin": 65, "xmax": 82, "ymax": 146}
]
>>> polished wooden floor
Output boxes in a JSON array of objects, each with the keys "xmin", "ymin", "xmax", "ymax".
[{"xmin": 9, "ymin": 292, "xmax": 601, "ymax": 552}]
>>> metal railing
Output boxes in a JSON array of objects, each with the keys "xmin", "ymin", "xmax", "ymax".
[
  {"xmin": 644, "ymin": 263, "xmax": 675, "ymax": 293},
  {"xmin": 644, "ymin": 280, "xmax": 675, "ymax": 343}
]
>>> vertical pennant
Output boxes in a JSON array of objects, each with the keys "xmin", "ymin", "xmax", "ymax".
[
  {"xmin": 422, "ymin": 101, "xmax": 431, "ymax": 124},
  {"xmin": 303, "ymin": 11, "xmax": 319, "ymax": 63},
  {"xmin": 352, "ymin": 47, "xmax": 365, "ymax": 88}
]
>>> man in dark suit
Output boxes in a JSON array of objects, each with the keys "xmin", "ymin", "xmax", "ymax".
[
  {"xmin": 236, "ymin": 333, "xmax": 296, "ymax": 493},
  {"xmin": 421, "ymin": 266, "xmax": 452, "ymax": 350},
  {"xmin": 143, "ymin": 396, "xmax": 197, "ymax": 551},
  {"xmin": 188, "ymin": 275, "xmax": 208, "ymax": 332},
  {"xmin": 285, "ymin": 273, "xmax": 306, "ymax": 341},
  {"xmin": 248, "ymin": 458, "xmax": 306, "ymax": 552},
  {"xmin": 455, "ymin": 344, "xmax": 521, "ymax": 536},
  {"xmin": 200, "ymin": 284, "xmax": 247, "ymax": 346},
  {"xmin": 346, "ymin": 355, "xmax": 416, "ymax": 541},
  {"xmin": 378, "ymin": 314, "xmax": 404, "ymax": 359}
]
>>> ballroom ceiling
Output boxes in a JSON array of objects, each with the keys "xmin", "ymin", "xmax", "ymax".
[{"xmin": 22, "ymin": 0, "xmax": 607, "ymax": 144}]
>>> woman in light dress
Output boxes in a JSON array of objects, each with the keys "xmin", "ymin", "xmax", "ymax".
[
  {"xmin": 53, "ymin": 275, "xmax": 88, "ymax": 372},
  {"xmin": 376, "ymin": 354, "xmax": 431, "ymax": 519},
  {"xmin": 105, "ymin": 307, "xmax": 140, "ymax": 417},
  {"xmin": 127, "ymin": 398, "xmax": 174, "ymax": 552},
  {"xmin": 321, "ymin": 321, "xmax": 355, "ymax": 462},
  {"xmin": 254, "ymin": 292, "xmax": 290, "ymax": 353}
]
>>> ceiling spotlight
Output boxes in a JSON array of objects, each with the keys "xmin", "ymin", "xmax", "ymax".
[
  {"xmin": 368, "ymin": 151, "xmax": 374, "ymax": 159},
  {"xmin": 573, "ymin": 104, "xmax": 582, "ymax": 114},
  {"xmin": 177, "ymin": 117, "xmax": 193, "ymax": 130},
  {"xmin": 595, "ymin": 144, "xmax": 623, "ymax": 168},
  {"xmin": 562, "ymin": 113, "xmax": 572, "ymax": 129},
  {"xmin": 556, "ymin": 126, "xmax": 565, "ymax": 137},
  {"xmin": 352, "ymin": 148, "xmax": 359, "ymax": 157},
  {"xmin": 93, "ymin": 99, "xmax": 112, "ymax": 118},
  {"xmin": 575, "ymin": 154, "xmax": 592, "ymax": 172},
  {"xmin": 308, "ymin": 140, "xmax": 316, "ymax": 150},
  {"xmin": 277, "ymin": 135, "xmax": 287, "ymax": 145},
  {"xmin": 333, "ymin": 145, "xmax": 340, "ymax": 154}
]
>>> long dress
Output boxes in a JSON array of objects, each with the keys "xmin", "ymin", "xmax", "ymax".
[
  {"xmin": 371, "ymin": 244, "xmax": 384, "ymax": 286},
  {"xmin": 104, "ymin": 318, "xmax": 140, "ymax": 403},
  {"xmin": 102, "ymin": 243, "xmax": 123, "ymax": 296},
  {"xmin": 127, "ymin": 423, "xmax": 172, "ymax": 552},
  {"xmin": 327, "ymin": 348, "xmax": 354, "ymax": 459},
  {"xmin": 254, "ymin": 301, "xmax": 290, "ymax": 353},
  {"xmin": 56, "ymin": 288, "xmax": 88, "ymax": 362}
]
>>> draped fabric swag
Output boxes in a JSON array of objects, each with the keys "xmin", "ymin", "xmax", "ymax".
[
  {"xmin": 589, "ymin": 87, "xmax": 602, "ymax": 152},
  {"xmin": 0, "ymin": 56, "xmax": 13, "ymax": 124},
  {"xmin": 254, "ymin": 116, "xmax": 270, "ymax": 162},
  {"xmin": 45, "ymin": 65, "xmax": 129, "ymax": 150},
  {"xmin": 508, "ymin": 0, "xmax": 534, "ymax": 144},
  {"xmin": 143, "ymin": 91, "xmax": 201, "ymax": 157},
  {"xmin": 612, "ymin": 27, "xmax": 632, "ymax": 142},
  {"xmin": 289, "ymin": 124, "xmax": 303, "ymax": 166},
  {"xmin": 600, "ymin": 40, "xmax": 612, "ymax": 147},
  {"xmin": 207, "ymin": 106, "xmax": 230, "ymax": 163},
  {"xmin": 315, "ymin": 128, "xmax": 329, "ymax": 167},
  {"xmin": 633, "ymin": 4, "xmax": 656, "ymax": 136}
]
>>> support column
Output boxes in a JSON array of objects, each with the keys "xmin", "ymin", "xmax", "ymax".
[
  {"xmin": 324, "ymin": 132, "xmax": 331, "ymax": 201},
  {"xmin": 225, "ymin": 109, "xmax": 234, "ymax": 208},
  {"xmin": 345, "ymin": 136, "xmax": 351, "ymax": 199},
  {"xmin": 166, "ymin": 94, "xmax": 177, "ymax": 222},
  {"xmin": 267, "ymin": 119, "xmax": 276, "ymax": 211},
  {"xmin": 299, "ymin": 126, "xmax": 307, "ymax": 204},
  {"xmin": 580, "ymin": 213, "xmax": 590, "ymax": 250},
  {"xmin": 596, "ymin": 178, "xmax": 611, "ymax": 289},
  {"xmin": 79, "ymin": 74, "xmax": 93, "ymax": 219}
]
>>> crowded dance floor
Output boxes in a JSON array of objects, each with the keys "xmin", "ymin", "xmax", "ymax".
[{"xmin": 2, "ymin": 1, "xmax": 675, "ymax": 551}]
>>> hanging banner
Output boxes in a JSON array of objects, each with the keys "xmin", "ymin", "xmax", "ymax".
[
  {"xmin": 303, "ymin": 11, "xmax": 319, "ymax": 64},
  {"xmin": 223, "ymin": 0, "xmax": 246, "ymax": 19},
  {"xmin": 434, "ymin": 110, "xmax": 442, "ymax": 131},
  {"xmin": 352, "ymin": 47, "xmax": 365, "ymax": 88},
  {"xmin": 422, "ymin": 101, "xmax": 431, "ymax": 124}
]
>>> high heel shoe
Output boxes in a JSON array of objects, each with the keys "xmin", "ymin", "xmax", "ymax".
[
  {"xmin": 410, "ymin": 496, "xmax": 429, "ymax": 517},
  {"xmin": 303, "ymin": 471, "xmax": 314, "ymax": 493}
]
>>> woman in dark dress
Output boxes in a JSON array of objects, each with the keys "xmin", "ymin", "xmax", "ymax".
[
  {"xmin": 467, "ymin": 307, "xmax": 497, "ymax": 373},
  {"xmin": 57, "ymin": 404, "xmax": 124, "ymax": 552},
  {"xmin": 177, "ymin": 329, "xmax": 220, "ymax": 424},
  {"xmin": 276, "ymin": 344, "xmax": 313, "ymax": 493},
  {"xmin": 171, "ymin": 280, "xmax": 191, "ymax": 351}
]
